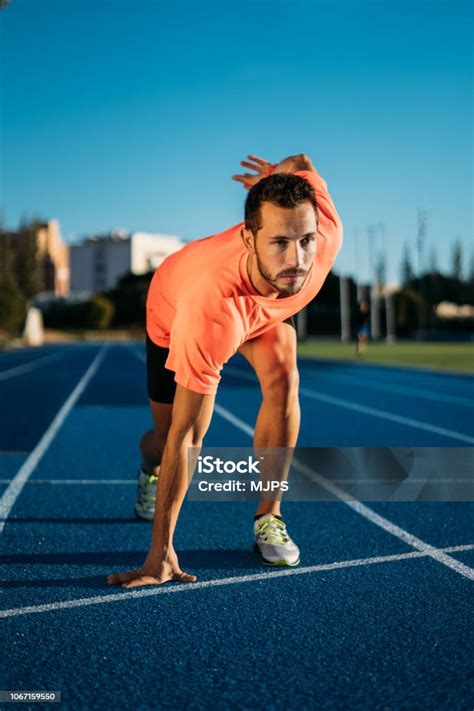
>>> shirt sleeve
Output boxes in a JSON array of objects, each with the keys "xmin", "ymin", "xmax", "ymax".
[
  {"xmin": 295, "ymin": 169, "xmax": 344, "ymax": 267},
  {"xmin": 165, "ymin": 292, "xmax": 245, "ymax": 395}
]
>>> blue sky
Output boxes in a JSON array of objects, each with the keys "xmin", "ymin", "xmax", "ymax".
[{"xmin": 1, "ymin": 0, "xmax": 472, "ymax": 284}]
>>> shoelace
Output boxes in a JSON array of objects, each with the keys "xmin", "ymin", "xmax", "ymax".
[
  {"xmin": 139, "ymin": 473, "xmax": 158, "ymax": 505},
  {"xmin": 255, "ymin": 517, "xmax": 290, "ymax": 545}
]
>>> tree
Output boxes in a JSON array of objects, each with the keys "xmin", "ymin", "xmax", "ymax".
[
  {"xmin": 451, "ymin": 239, "xmax": 463, "ymax": 281},
  {"xmin": 0, "ymin": 229, "xmax": 17, "ymax": 290},
  {"xmin": 428, "ymin": 246, "xmax": 438, "ymax": 274},
  {"xmin": 400, "ymin": 243, "xmax": 415, "ymax": 286},
  {"xmin": 468, "ymin": 250, "xmax": 474, "ymax": 284},
  {"xmin": 105, "ymin": 272, "xmax": 153, "ymax": 326},
  {"xmin": 393, "ymin": 288, "xmax": 429, "ymax": 335},
  {"xmin": 14, "ymin": 219, "xmax": 45, "ymax": 300},
  {"xmin": 0, "ymin": 223, "xmax": 26, "ymax": 332},
  {"xmin": 0, "ymin": 286, "xmax": 26, "ymax": 332}
]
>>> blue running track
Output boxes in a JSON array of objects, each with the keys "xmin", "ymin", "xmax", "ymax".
[{"xmin": 1, "ymin": 342, "xmax": 473, "ymax": 709}]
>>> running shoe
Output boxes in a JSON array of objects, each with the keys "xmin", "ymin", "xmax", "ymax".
[
  {"xmin": 253, "ymin": 513, "xmax": 300, "ymax": 566},
  {"xmin": 134, "ymin": 467, "xmax": 158, "ymax": 521}
]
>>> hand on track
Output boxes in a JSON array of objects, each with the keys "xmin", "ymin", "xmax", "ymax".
[{"xmin": 106, "ymin": 552, "xmax": 197, "ymax": 588}]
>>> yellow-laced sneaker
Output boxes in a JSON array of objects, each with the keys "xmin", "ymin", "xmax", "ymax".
[
  {"xmin": 253, "ymin": 514, "xmax": 300, "ymax": 567},
  {"xmin": 134, "ymin": 468, "xmax": 158, "ymax": 521}
]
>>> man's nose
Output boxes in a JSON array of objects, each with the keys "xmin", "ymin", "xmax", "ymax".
[{"xmin": 286, "ymin": 242, "xmax": 303, "ymax": 268}]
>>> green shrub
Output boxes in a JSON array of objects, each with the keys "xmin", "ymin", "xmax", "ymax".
[
  {"xmin": 106, "ymin": 272, "xmax": 152, "ymax": 327},
  {"xmin": 0, "ymin": 285, "xmax": 26, "ymax": 332},
  {"xmin": 42, "ymin": 295, "xmax": 115, "ymax": 330},
  {"xmin": 84, "ymin": 295, "xmax": 115, "ymax": 330},
  {"xmin": 394, "ymin": 288, "xmax": 430, "ymax": 335}
]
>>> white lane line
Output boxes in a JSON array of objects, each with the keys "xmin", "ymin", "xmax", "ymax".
[
  {"xmin": 299, "ymin": 387, "xmax": 474, "ymax": 444},
  {"xmin": 301, "ymin": 371, "xmax": 474, "ymax": 408},
  {"xmin": 0, "ymin": 352, "xmax": 65, "ymax": 382},
  {"xmin": 129, "ymin": 347, "xmax": 146, "ymax": 363},
  {"xmin": 224, "ymin": 367, "xmax": 474, "ymax": 444},
  {"xmin": 128, "ymin": 349, "xmax": 474, "ymax": 578},
  {"xmin": 214, "ymin": 403, "xmax": 255, "ymax": 438},
  {"xmin": 0, "ymin": 346, "xmax": 108, "ymax": 535},
  {"xmin": 213, "ymin": 401, "xmax": 474, "ymax": 581},
  {"xmin": 292, "ymin": 459, "xmax": 474, "ymax": 580},
  {"xmin": 0, "ymin": 543, "xmax": 472, "ymax": 619}
]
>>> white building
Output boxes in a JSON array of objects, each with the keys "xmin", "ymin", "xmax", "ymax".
[{"xmin": 70, "ymin": 230, "xmax": 184, "ymax": 295}]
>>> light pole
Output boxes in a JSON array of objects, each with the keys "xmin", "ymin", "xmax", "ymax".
[
  {"xmin": 339, "ymin": 274, "xmax": 351, "ymax": 342},
  {"xmin": 368, "ymin": 225, "xmax": 381, "ymax": 340}
]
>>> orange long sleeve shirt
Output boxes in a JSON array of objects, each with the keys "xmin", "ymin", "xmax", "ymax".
[{"xmin": 146, "ymin": 169, "xmax": 343, "ymax": 394}]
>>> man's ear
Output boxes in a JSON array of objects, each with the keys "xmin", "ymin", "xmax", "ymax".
[{"xmin": 240, "ymin": 226, "xmax": 255, "ymax": 253}]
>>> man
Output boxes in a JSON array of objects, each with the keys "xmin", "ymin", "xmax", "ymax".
[{"xmin": 107, "ymin": 153, "xmax": 343, "ymax": 589}]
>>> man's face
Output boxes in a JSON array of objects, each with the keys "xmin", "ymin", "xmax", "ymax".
[{"xmin": 251, "ymin": 201, "xmax": 318, "ymax": 296}]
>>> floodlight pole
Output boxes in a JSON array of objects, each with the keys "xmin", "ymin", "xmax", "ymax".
[
  {"xmin": 339, "ymin": 274, "xmax": 351, "ymax": 341},
  {"xmin": 368, "ymin": 225, "xmax": 381, "ymax": 339}
]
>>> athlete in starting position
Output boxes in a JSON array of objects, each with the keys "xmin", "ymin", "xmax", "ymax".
[{"xmin": 107, "ymin": 152, "xmax": 343, "ymax": 588}]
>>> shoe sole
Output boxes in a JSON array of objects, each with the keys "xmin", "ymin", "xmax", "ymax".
[
  {"xmin": 261, "ymin": 557, "xmax": 300, "ymax": 567},
  {"xmin": 253, "ymin": 543, "xmax": 300, "ymax": 567}
]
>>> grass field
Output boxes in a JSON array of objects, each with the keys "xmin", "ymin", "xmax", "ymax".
[
  {"xmin": 297, "ymin": 340, "xmax": 474, "ymax": 373},
  {"xmin": 1, "ymin": 331, "xmax": 473, "ymax": 373}
]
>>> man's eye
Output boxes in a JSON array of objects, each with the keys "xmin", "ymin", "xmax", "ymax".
[
  {"xmin": 301, "ymin": 236, "xmax": 313, "ymax": 246},
  {"xmin": 274, "ymin": 240, "xmax": 287, "ymax": 247}
]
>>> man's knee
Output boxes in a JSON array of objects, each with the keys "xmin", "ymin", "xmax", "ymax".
[
  {"xmin": 259, "ymin": 363, "xmax": 300, "ymax": 405},
  {"xmin": 140, "ymin": 428, "xmax": 168, "ymax": 454}
]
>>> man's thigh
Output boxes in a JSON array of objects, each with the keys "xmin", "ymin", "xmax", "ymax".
[
  {"xmin": 145, "ymin": 335, "xmax": 214, "ymax": 441},
  {"xmin": 238, "ymin": 319, "xmax": 298, "ymax": 379},
  {"xmin": 146, "ymin": 333, "xmax": 175, "ymax": 437}
]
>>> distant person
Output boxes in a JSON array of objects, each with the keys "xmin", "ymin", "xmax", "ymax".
[
  {"xmin": 356, "ymin": 300, "xmax": 370, "ymax": 356},
  {"xmin": 107, "ymin": 153, "xmax": 343, "ymax": 589}
]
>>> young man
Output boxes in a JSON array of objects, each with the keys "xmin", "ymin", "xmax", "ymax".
[{"xmin": 107, "ymin": 153, "xmax": 343, "ymax": 589}]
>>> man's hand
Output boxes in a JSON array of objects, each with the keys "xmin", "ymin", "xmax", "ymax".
[
  {"xmin": 106, "ymin": 549, "xmax": 197, "ymax": 589},
  {"xmin": 273, "ymin": 154, "xmax": 316, "ymax": 174},
  {"xmin": 232, "ymin": 153, "xmax": 316, "ymax": 190},
  {"xmin": 232, "ymin": 154, "xmax": 275, "ymax": 190}
]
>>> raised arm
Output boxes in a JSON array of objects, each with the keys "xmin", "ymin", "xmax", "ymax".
[
  {"xmin": 107, "ymin": 384, "xmax": 215, "ymax": 588},
  {"xmin": 232, "ymin": 153, "xmax": 317, "ymax": 189}
]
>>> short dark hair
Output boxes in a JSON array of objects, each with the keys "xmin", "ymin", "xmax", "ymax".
[{"xmin": 244, "ymin": 173, "xmax": 318, "ymax": 235}]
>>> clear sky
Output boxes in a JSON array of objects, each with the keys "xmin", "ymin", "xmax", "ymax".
[{"xmin": 1, "ymin": 0, "xmax": 472, "ymax": 284}]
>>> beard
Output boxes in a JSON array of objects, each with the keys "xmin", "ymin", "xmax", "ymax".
[{"xmin": 255, "ymin": 251, "xmax": 308, "ymax": 296}]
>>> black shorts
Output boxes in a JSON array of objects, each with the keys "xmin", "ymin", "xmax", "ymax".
[
  {"xmin": 146, "ymin": 333, "xmax": 177, "ymax": 405},
  {"xmin": 146, "ymin": 315, "xmax": 296, "ymax": 405}
]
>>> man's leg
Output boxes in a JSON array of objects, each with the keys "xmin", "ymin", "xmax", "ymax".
[
  {"xmin": 140, "ymin": 333, "xmax": 177, "ymax": 473},
  {"xmin": 238, "ymin": 320, "xmax": 300, "ymax": 517},
  {"xmin": 140, "ymin": 401, "xmax": 173, "ymax": 476},
  {"xmin": 135, "ymin": 335, "xmax": 177, "ymax": 520}
]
